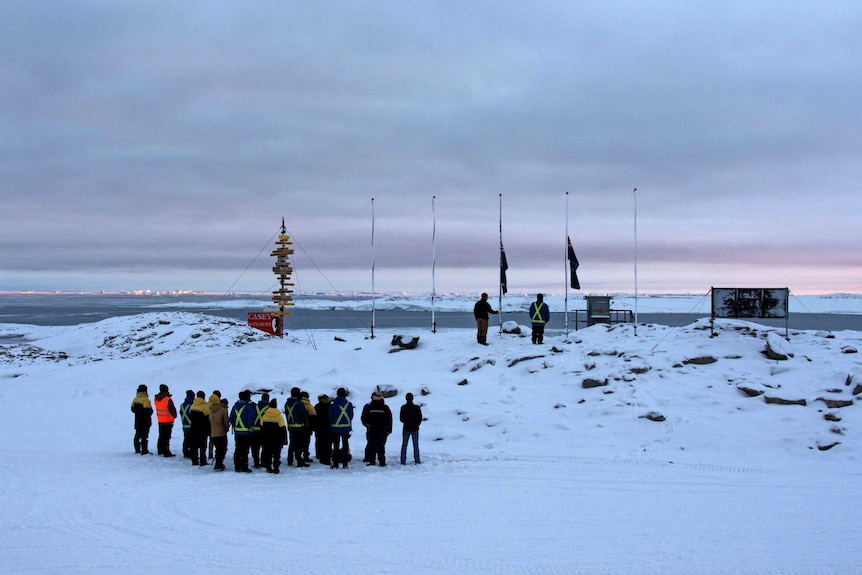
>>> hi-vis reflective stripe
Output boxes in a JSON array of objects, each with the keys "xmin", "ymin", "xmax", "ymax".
[
  {"xmin": 531, "ymin": 303, "xmax": 546, "ymax": 323},
  {"xmin": 234, "ymin": 405, "xmax": 250, "ymax": 432},
  {"xmin": 253, "ymin": 404, "xmax": 266, "ymax": 430},
  {"xmin": 332, "ymin": 404, "xmax": 351, "ymax": 428},
  {"xmin": 180, "ymin": 403, "xmax": 192, "ymax": 428},
  {"xmin": 285, "ymin": 402, "xmax": 303, "ymax": 428}
]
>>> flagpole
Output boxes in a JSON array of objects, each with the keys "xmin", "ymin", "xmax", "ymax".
[
  {"xmin": 371, "ymin": 197, "xmax": 376, "ymax": 339},
  {"xmin": 633, "ymin": 188, "xmax": 638, "ymax": 337},
  {"xmin": 564, "ymin": 191, "xmax": 569, "ymax": 336},
  {"xmin": 498, "ymin": 193, "xmax": 503, "ymax": 333},
  {"xmin": 431, "ymin": 195, "xmax": 437, "ymax": 334}
]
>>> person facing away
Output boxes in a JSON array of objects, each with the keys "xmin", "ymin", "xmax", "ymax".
[
  {"xmin": 130, "ymin": 384, "xmax": 153, "ymax": 455},
  {"xmin": 179, "ymin": 389, "xmax": 195, "ymax": 459},
  {"xmin": 284, "ymin": 387, "xmax": 310, "ymax": 467},
  {"xmin": 329, "ymin": 387, "xmax": 354, "ymax": 469},
  {"xmin": 209, "ymin": 397, "xmax": 230, "ymax": 471},
  {"xmin": 206, "ymin": 390, "xmax": 222, "ymax": 460},
  {"xmin": 188, "ymin": 390, "xmax": 211, "ymax": 466},
  {"xmin": 153, "ymin": 384, "xmax": 178, "ymax": 457},
  {"xmin": 473, "ymin": 292, "xmax": 498, "ymax": 346},
  {"xmin": 229, "ymin": 390, "xmax": 256, "ymax": 473},
  {"xmin": 313, "ymin": 393, "xmax": 333, "ymax": 466},
  {"xmin": 300, "ymin": 390, "xmax": 316, "ymax": 463},
  {"xmin": 260, "ymin": 398, "xmax": 287, "ymax": 474},
  {"xmin": 361, "ymin": 391, "xmax": 393, "ymax": 467},
  {"xmin": 529, "ymin": 293, "xmax": 551, "ymax": 345},
  {"xmin": 399, "ymin": 392, "xmax": 423, "ymax": 465},
  {"xmin": 251, "ymin": 392, "xmax": 269, "ymax": 469}
]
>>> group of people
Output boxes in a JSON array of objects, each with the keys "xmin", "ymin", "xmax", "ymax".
[
  {"xmin": 473, "ymin": 292, "xmax": 550, "ymax": 345},
  {"xmin": 130, "ymin": 383, "xmax": 423, "ymax": 473}
]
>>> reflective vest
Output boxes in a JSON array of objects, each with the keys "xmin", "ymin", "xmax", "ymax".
[
  {"xmin": 530, "ymin": 302, "xmax": 547, "ymax": 324},
  {"xmin": 233, "ymin": 405, "xmax": 250, "ymax": 433},
  {"xmin": 154, "ymin": 396, "xmax": 175, "ymax": 424},
  {"xmin": 285, "ymin": 401, "xmax": 304, "ymax": 428},
  {"xmin": 253, "ymin": 403, "xmax": 267, "ymax": 432},
  {"xmin": 180, "ymin": 401, "xmax": 193, "ymax": 430},
  {"xmin": 332, "ymin": 403, "xmax": 352, "ymax": 429}
]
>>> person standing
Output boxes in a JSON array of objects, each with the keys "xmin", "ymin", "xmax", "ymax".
[
  {"xmin": 260, "ymin": 398, "xmax": 287, "ymax": 474},
  {"xmin": 313, "ymin": 393, "xmax": 333, "ymax": 466},
  {"xmin": 284, "ymin": 387, "xmax": 310, "ymax": 467},
  {"xmin": 361, "ymin": 391, "xmax": 393, "ymax": 467},
  {"xmin": 230, "ymin": 390, "xmax": 256, "ymax": 473},
  {"xmin": 329, "ymin": 387, "xmax": 354, "ymax": 469},
  {"xmin": 188, "ymin": 391, "xmax": 211, "ymax": 466},
  {"xmin": 473, "ymin": 292, "xmax": 498, "ymax": 345},
  {"xmin": 529, "ymin": 293, "xmax": 550, "ymax": 345},
  {"xmin": 207, "ymin": 390, "xmax": 222, "ymax": 461},
  {"xmin": 399, "ymin": 393, "xmax": 423, "ymax": 465},
  {"xmin": 209, "ymin": 397, "xmax": 230, "ymax": 471},
  {"xmin": 179, "ymin": 390, "xmax": 195, "ymax": 459},
  {"xmin": 130, "ymin": 384, "xmax": 153, "ymax": 455},
  {"xmin": 300, "ymin": 391, "xmax": 316, "ymax": 463},
  {"xmin": 251, "ymin": 392, "xmax": 269, "ymax": 469},
  {"xmin": 153, "ymin": 384, "xmax": 178, "ymax": 457}
]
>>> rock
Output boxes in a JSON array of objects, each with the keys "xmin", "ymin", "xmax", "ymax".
[
  {"xmin": 841, "ymin": 346, "xmax": 858, "ymax": 354},
  {"xmin": 815, "ymin": 397, "xmax": 854, "ymax": 409},
  {"xmin": 640, "ymin": 412, "xmax": 666, "ymax": 422},
  {"xmin": 420, "ymin": 387, "xmax": 431, "ymax": 396},
  {"xmin": 683, "ymin": 356, "xmax": 717, "ymax": 365},
  {"xmin": 737, "ymin": 386, "xmax": 764, "ymax": 397},
  {"xmin": 824, "ymin": 413, "xmax": 842, "ymax": 422},
  {"xmin": 582, "ymin": 378, "xmax": 608, "ymax": 389},
  {"xmin": 764, "ymin": 333, "xmax": 794, "ymax": 360},
  {"xmin": 501, "ymin": 321, "xmax": 521, "ymax": 334},
  {"xmin": 334, "ymin": 336, "xmax": 347, "ymax": 342},
  {"xmin": 817, "ymin": 442, "xmax": 840, "ymax": 451},
  {"xmin": 764, "ymin": 396, "xmax": 807, "ymax": 406},
  {"xmin": 508, "ymin": 355, "xmax": 545, "ymax": 367},
  {"xmin": 375, "ymin": 384, "xmax": 398, "ymax": 398},
  {"xmin": 814, "ymin": 330, "xmax": 834, "ymax": 339},
  {"xmin": 853, "ymin": 384, "xmax": 862, "ymax": 396},
  {"xmin": 456, "ymin": 379, "xmax": 468, "ymax": 386},
  {"xmin": 390, "ymin": 335, "xmax": 419, "ymax": 349}
]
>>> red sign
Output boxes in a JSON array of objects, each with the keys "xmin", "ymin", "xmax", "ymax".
[{"xmin": 248, "ymin": 312, "xmax": 282, "ymax": 337}]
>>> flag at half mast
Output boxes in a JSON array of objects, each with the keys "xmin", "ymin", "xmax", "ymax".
[
  {"xmin": 500, "ymin": 242, "xmax": 509, "ymax": 295},
  {"xmin": 567, "ymin": 236, "xmax": 580, "ymax": 290}
]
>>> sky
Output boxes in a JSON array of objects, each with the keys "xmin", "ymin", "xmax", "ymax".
[{"xmin": 2, "ymin": 1, "xmax": 860, "ymax": 296}]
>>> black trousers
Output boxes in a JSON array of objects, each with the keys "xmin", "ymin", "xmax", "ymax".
[
  {"xmin": 212, "ymin": 436, "xmax": 228, "ymax": 468},
  {"xmin": 366, "ymin": 430, "xmax": 388, "ymax": 465},
  {"xmin": 233, "ymin": 435, "xmax": 252, "ymax": 471},
  {"xmin": 157, "ymin": 422, "xmax": 173, "ymax": 455}
]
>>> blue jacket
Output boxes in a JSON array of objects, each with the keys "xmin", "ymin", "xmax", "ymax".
[
  {"xmin": 283, "ymin": 397, "xmax": 309, "ymax": 429},
  {"xmin": 230, "ymin": 400, "xmax": 257, "ymax": 437},
  {"xmin": 530, "ymin": 301, "xmax": 550, "ymax": 326},
  {"xmin": 180, "ymin": 396, "xmax": 195, "ymax": 433},
  {"xmin": 329, "ymin": 396, "xmax": 354, "ymax": 435}
]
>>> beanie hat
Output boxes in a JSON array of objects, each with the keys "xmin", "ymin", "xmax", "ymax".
[
  {"xmin": 185, "ymin": 390, "xmax": 194, "ymax": 398},
  {"xmin": 159, "ymin": 384, "xmax": 169, "ymax": 394},
  {"xmin": 291, "ymin": 386, "xmax": 301, "ymax": 398},
  {"xmin": 337, "ymin": 387, "xmax": 347, "ymax": 397},
  {"xmin": 137, "ymin": 384, "xmax": 147, "ymax": 393},
  {"xmin": 300, "ymin": 390, "xmax": 310, "ymax": 399},
  {"xmin": 196, "ymin": 390, "xmax": 205, "ymax": 399}
]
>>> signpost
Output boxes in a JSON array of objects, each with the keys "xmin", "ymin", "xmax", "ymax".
[{"xmin": 248, "ymin": 218, "xmax": 295, "ymax": 338}]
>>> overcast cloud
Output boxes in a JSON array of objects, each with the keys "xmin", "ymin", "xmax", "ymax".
[{"xmin": 1, "ymin": 1, "xmax": 860, "ymax": 295}]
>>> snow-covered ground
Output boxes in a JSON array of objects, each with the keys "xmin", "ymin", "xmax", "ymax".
[{"xmin": 1, "ymin": 311, "xmax": 861, "ymax": 574}]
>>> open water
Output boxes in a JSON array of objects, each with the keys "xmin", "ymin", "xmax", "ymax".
[{"xmin": 0, "ymin": 293, "xmax": 859, "ymax": 333}]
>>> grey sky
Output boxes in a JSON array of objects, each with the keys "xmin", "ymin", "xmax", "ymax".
[{"xmin": 2, "ymin": 1, "xmax": 860, "ymax": 295}]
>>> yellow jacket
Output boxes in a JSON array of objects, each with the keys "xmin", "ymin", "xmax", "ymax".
[
  {"xmin": 190, "ymin": 396, "xmax": 210, "ymax": 416},
  {"xmin": 261, "ymin": 406, "xmax": 286, "ymax": 427}
]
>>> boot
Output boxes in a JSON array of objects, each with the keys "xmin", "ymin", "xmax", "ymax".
[
  {"xmin": 140, "ymin": 439, "xmax": 151, "ymax": 455},
  {"xmin": 134, "ymin": 438, "xmax": 141, "ymax": 454}
]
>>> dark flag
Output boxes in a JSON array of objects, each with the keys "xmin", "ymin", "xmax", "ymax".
[
  {"xmin": 567, "ymin": 236, "xmax": 580, "ymax": 290},
  {"xmin": 500, "ymin": 243, "xmax": 509, "ymax": 295}
]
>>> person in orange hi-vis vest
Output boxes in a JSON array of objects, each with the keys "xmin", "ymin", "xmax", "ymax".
[{"xmin": 153, "ymin": 384, "xmax": 178, "ymax": 457}]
